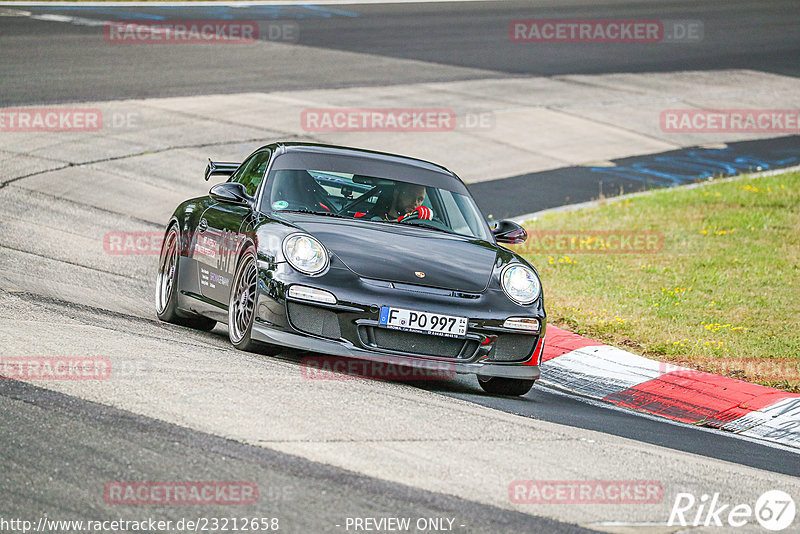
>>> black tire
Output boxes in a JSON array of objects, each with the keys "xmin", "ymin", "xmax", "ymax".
[
  {"xmin": 477, "ymin": 375, "xmax": 535, "ymax": 396},
  {"xmin": 228, "ymin": 247, "xmax": 263, "ymax": 352},
  {"xmin": 155, "ymin": 224, "xmax": 216, "ymax": 331}
]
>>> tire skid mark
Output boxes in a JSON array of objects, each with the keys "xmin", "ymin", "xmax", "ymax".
[
  {"xmin": 0, "ymin": 243, "xmax": 145, "ymax": 282},
  {"xmin": 0, "ymin": 136, "xmax": 281, "ymax": 190},
  {"xmin": 0, "ymin": 289, "xmax": 229, "ymax": 351},
  {"xmin": 1, "ymin": 184, "xmax": 163, "ymax": 229}
]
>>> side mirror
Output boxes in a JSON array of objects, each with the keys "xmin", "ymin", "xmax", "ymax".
[
  {"xmin": 210, "ymin": 182, "xmax": 253, "ymax": 207},
  {"xmin": 491, "ymin": 220, "xmax": 527, "ymax": 244}
]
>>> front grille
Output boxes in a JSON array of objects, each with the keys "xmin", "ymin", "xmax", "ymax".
[
  {"xmin": 287, "ymin": 302, "xmax": 341, "ymax": 339},
  {"xmin": 364, "ymin": 327, "xmax": 478, "ymax": 359},
  {"xmin": 487, "ymin": 334, "xmax": 537, "ymax": 362}
]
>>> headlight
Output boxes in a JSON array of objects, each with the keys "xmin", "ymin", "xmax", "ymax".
[
  {"xmin": 282, "ymin": 234, "xmax": 329, "ymax": 276},
  {"xmin": 501, "ymin": 264, "xmax": 541, "ymax": 305}
]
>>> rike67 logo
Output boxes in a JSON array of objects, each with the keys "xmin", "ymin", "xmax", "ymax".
[{"xmin": 669, "ymin": 490, "xmax": 796, "ymax": 531}]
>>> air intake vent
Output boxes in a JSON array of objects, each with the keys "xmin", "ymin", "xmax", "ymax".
[
  {"xmin": 363, "ymin": 327, "xmax": 478, "ymax": 359},
  {"xmin": 287, "ymin": 302, "xmax": 341, "ymax": 339},
  {"xmin": 487, "ymin": 334, "xmax": 537, "ymax": 362}
]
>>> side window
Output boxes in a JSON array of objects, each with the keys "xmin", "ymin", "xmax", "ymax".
[
  {"xmin": 232, "ymin": 150, "xmax": 271, "ymax": 197},
  {"xmin": 439, "ymin": 190, "xmax": 471, "ymax": 235}
]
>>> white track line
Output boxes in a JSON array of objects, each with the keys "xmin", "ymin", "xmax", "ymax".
[{"xmin": 538, "ymin": 384, "xmax": 800, "ymax": 456}]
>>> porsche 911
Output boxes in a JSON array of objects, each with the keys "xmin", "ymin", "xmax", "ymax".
[{"xmin": 156, "ymin": 142, "xmax": 546, "ymax": 396}]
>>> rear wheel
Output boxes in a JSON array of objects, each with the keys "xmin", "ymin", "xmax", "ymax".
[
  {"xmin": 155, "ymin": 224, "xmax": 216, "ymax": 331},
  {"xmin": 477, "ymin": 375, "xmax": 535, "ymax": 396}
]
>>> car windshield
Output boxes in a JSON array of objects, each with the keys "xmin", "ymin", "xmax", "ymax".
[{"xmin": 263, "ymin": 166, "xmax": 492, "ymax": 241}]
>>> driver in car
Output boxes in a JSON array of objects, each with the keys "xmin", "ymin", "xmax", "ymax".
[{"xmin": 367, "ymin": 182, "xmax": 433, "ymax": 221}]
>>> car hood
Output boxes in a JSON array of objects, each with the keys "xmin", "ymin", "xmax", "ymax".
[{"xmin": 281, "ymin": 214, "xmax": 497, "ymax": 292}]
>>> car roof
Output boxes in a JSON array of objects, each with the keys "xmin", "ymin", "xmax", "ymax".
[
  {"xmin": 277, "ymin": 142, "xmax": 456, "ymax": 175},
  {"xmin": 260, "ymin": 142, "xmax": 469, "ymax": 194}
]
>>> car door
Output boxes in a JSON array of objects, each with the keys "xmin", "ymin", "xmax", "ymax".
[{"xmin": 194, "ymin": 148, "xmax": 271, "ymax": 305}]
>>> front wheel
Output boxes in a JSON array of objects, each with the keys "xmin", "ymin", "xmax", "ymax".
[
  {"xmin": 228, "ymin": 247, "xmax": 267, "ymax": 352},
  {"xmin": 477, "ymin": 375, "xmax": 535, "ymax": 396}
]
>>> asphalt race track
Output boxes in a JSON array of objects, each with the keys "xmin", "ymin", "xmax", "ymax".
[
  {"xmin": 2, "ymin": 0, "xmax": 799, "ymax": 105},
  {"xmin": 1, "ymin": 1, "xmax": 800, "ymax": 532},
  {"xmin": 1, "ymin": 379, "xmax": 591, "ymax": 533}
]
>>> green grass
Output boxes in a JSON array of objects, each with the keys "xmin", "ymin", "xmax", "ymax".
[{"xmin": 510, "ymin": 170, "xmax": 800, "ymax": 392}]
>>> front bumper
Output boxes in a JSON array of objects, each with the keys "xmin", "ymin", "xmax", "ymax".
[
  {"xmin": 251, "ymin": 322, "xmax": 541, "ymax": 380},
  {"xmin": 252, "ymin": 260, "xmax": 546, "ymax": 381}
]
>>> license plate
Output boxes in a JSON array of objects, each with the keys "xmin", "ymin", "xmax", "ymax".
[{"xmin": 379, "ymin": 306, "xmax": 467, "ymax": 338}]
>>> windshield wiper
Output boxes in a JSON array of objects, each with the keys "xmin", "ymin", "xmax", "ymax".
[
  {"xmin": 382, "ymin": 219, "xmax": 457, "ymax": 236},
  {"xmin": 280, "ymin": 209, "xmax": 349, "ymax": 219}
]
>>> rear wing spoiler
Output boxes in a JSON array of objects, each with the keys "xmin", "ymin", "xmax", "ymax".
[{"xmin": 204, "ymin": 159, "xmax": 241, "ymax": 181}]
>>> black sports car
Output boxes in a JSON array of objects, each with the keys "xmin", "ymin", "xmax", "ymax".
[{"xmin": 156, "ymin": 142, "xmax": 546, "ymax": 396}]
